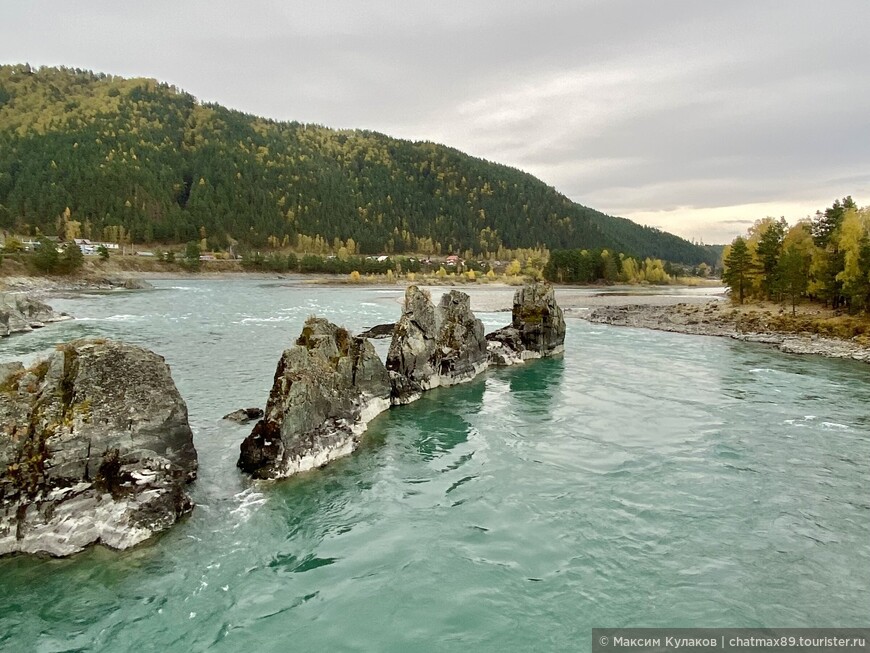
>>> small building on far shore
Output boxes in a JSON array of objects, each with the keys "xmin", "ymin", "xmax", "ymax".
[{"xmin": 73, "ymin": 239, "xmax": 121, "ymax": 255}]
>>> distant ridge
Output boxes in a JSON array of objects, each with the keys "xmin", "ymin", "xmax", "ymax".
[{"xmin": 0, "ymin": 64, "xmax": 717, "ymax": 264}]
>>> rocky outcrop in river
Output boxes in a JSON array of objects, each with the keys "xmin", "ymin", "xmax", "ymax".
[
  {"xmin": 0, "ymin": 339, "xmax": 197, "ymax": 556},
  {"xmin": 0, "ymin": 294, "xmax": 71, "ymax": 337},
  {"xmin": 386, "ymin": 287, "xmax": 488, "ymax": 404},
  {"xmin": 238, "ymin": 283, "xmax": 567, "ymax": 480},
  {"xmin": 487, "ymin": 282, "xmax": 566, "ymax": 365},
  {"xmin": 238, "ymin": 318, "xmax": 392, "ymax": 479},
  {"xmin": 1, "ymin": 276, "xmax": 153, "ymax": 296}
]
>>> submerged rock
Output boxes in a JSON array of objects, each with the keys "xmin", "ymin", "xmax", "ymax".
[
  {"xmin": 386, "ymin": 286, "xmax": 488, "ymax": 404},
  {"xmin": 487, "ymin": 282, "xmax": 566, "ymax": 365},
  {"xmin": 0, "ymin": 339, "xmax": 197, "ymax": 557},
  {"xmin": 0, "ymin": 294, "xmax": 71, "ymax": 337},
  {"xmin": 238, "ymin": 317, "xmax": 391, "ymax": 479},
  {"xmin": 222, "ymin": 407, "xmax": 264, "ymax": 424}
]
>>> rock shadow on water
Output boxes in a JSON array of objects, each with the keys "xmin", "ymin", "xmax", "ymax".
[
  {"xmin": 502, "ymin": 355, "xmax": 566, "ymax": 416},
  {"xmin": 403, "ymin": 377, "xmax": 486, "ymax": 461},
  {"xmin": 268, "ymin": 551, "xmax": 338, "ymax": 574},
  {"xmin": 249, "ymin": 434, "xmax": 393, "ymax": 548}
]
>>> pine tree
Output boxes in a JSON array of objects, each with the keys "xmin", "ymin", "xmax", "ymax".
[
  {"xmin": 755, "ymin": 217, "xmax": 787, "ymax": 299},
  {"xmin": 723, "ymin": 237, "xmax": 753, "ymax": 304}
]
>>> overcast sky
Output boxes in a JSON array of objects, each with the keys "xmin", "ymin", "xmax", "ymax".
[{"xmin": 3, "ymin": 1, "xmax": 869, "ymax": 244}]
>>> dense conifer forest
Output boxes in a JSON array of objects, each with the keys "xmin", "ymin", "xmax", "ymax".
[{"xmin": 0, "ymin": 64, "xmax": 716, "ymax": 264}]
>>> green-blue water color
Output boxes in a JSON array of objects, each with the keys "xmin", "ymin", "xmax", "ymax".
[{"xmin": 0, "ymin": 280, "xmax": 867, "ymax": 652}]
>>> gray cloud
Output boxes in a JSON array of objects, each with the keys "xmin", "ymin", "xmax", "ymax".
[{"xmin": 1, "ymin": 0, "xmax": 869, "ymax": 242}]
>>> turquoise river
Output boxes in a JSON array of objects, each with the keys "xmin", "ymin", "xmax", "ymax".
[{"xmin": 0, "ymin": 279, "xmax": 868, "ymax": 652}]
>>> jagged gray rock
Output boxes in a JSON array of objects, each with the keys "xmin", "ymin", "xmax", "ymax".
[
  {"xmin": 487, "ymin": 282, "xmax": 566, "ymax": 365},
  {"xmin": 238, "ymin": 317, "xmax": 392, "ymax": 479},
  {"xmin": 0, "ymin": 294, "xmax": 71, "ymax": 337},
  {"xmin": 237, "ymin": 284, "xmax": 568, "ymax": 481},
  {"xmin": 357, "ymin": 323, "xmax": 396, "ymax": 339},
  {"xmin": 0, "ymin": 339, "xmax": 197, "ymax": 557},
  {"xmin": 386, "ymin": 286, "xmax": 488, "ymax": 404}
]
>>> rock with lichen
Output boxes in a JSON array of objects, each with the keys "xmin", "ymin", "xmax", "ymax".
[
  {"xmin": 486, "ymin": 282, "xmax": 566, "ymax": 365},
  {"xmin": 0, "ymin": 339, "xmax": 197, "ymax": 557},
  {"xmin": 0, "ymin": 294, "xmax": 71, "ymax": 337},
  {"xmin": 238, "ymin": 285, "xmax": 567, "ymax": 480},
  {"xmin": 386, "ymin": 286, "xmax": 488, "ymax": 404},
  {"xmin": 237, "ymin": 317, "xmax": 392, "ymax": 479}
]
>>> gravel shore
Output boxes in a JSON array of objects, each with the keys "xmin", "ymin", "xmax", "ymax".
[
  {"xmin": 417, "ymin": 285, "xmax": 724, "ymax": 313},
  {"xmin": 584, "ymin": 301, "xmax": 870, "ymax": 364}
]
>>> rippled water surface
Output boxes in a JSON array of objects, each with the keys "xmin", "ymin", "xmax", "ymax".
[{"xmin": 1, "ymin": 279, "xmax": 868, "ymax": 652}]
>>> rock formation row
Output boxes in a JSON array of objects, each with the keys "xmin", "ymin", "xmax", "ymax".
[
  {"xmin": 238, "ymin": 282, "xmax": 565, "ymax": 480},
  {"xmin": 0, "ymin": 281, "xmax": 564, "ymax": 556}
]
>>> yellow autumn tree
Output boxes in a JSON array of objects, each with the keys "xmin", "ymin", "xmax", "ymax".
[{"xmin": 835, "ymin": 207, "xmax": 870, "ymax": 308}]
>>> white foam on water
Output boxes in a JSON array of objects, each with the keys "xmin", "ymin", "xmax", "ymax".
[
  {"xmin": 239, "ymin": 316, "xmax": 294, "ymax": 324},
  {"xmin": 76, "ymin": 314, "xmax": 143, "ymax": 323},
  {"xmin": 229, "ymin": 488, "xmax": 268, "ymax": 525}
]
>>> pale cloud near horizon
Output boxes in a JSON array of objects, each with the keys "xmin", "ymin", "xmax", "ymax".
[{"xmin": 1, "ymin": 0, "xmax": 869, "ymax": 243}]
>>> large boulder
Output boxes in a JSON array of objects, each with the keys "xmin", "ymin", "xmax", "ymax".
[
  {"xmin": 0, "ymin": 339, "xmax": 197, "ymax": 557},
  {"xmin": 386, "ymin": 287, "xmax": 488, "ymax": 404},
  {"xmin": 487, "ymin": 282, "xmax": 566, "ymax": 365},
  {"xmin": 238, "ymin": 317, "xmax": 392, "ymax": 479},
  {"xmin": 0, "ymin": 294, "xmax": 71, "ymax": 337}
]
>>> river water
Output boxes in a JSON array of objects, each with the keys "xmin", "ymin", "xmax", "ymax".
[{"xmin": 0, "ymin": 279, "xmax": 867, "ymax": 652}]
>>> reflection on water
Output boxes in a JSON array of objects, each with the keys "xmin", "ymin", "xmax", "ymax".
[
  {"xmin": 399, "ymin": 380, "xmax": 487, "ymax": 461},
  {"xmin": 507, "ymin": 355, "xmax": 565, "ymax": 413}
]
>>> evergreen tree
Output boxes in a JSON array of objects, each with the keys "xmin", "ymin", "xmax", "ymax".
[
  {"xmin": 31, "ymin": 237, "xmax": 59, "ymax": 273},
  {"xmin": 59, "ymin": 241, "xmax": 84, "ymax": 273},
  {"xmin": 183, "ymin": 241, "xmax": 201, "ymax": 271},
  {"xmin": 777, "ymin": 246, "xmax": 809, "ymax": 315},
  {"xmin": 755, "ymin": 217, "xmax": 787, "ymax": 299},
  {"xmin": 723, "ymin": 237, "xmax": 752, "ymax": 304}
]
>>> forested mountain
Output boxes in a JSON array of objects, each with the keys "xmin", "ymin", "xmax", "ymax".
[{"xmin": 0, "ymin": 64, "xmax": 715, "ymax": 263}]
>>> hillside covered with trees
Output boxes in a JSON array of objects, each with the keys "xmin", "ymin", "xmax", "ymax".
[{"xmin": 0, "ymin": 64, "xmax": 715, "ymax": 264}]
